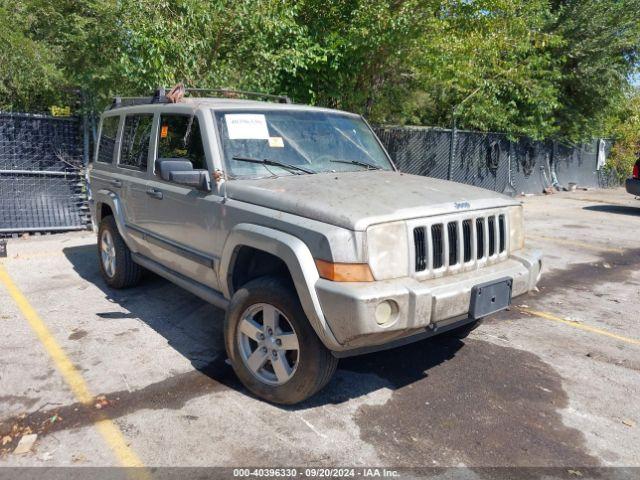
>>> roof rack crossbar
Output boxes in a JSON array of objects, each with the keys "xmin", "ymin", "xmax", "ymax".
[
  {"xmin": 110, "ymin": 88, "xmax": 170, "ymax": 110},
  {"xmin": 109, "ymin": 87, "xmax": 292, "ymax": 110},
  {"xmin": 185, "ymin": 88, "xmax": 292, "ymax": 104}
]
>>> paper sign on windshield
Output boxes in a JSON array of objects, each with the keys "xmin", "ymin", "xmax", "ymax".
[
  {"xmin": 225, "ymin": 114, "xmax": 270, "ymax": 140},
  {"xmin": 268, "ymin": 136, "xmax": 284, "ymax": 148}
]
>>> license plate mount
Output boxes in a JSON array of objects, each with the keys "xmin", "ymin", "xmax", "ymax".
[{"xmin": 469, "ymin": 277, "xmax": 513, "ymax": 320}]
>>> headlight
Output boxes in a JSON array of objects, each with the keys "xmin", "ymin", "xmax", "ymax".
[
  {"xmin": 507, "ymin": 205, "xmax": 525, "ymax": 251},
  {"xmin": 366, "ymin": 221, "xmax": 409, "ymax": 280}
]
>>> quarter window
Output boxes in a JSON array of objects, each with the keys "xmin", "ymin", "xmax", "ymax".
[
  {"xmin": 119, "ymin": 114, "xmax": 154, "ymax": 170},
  {"xmin": 157, "ymin": 114, "xmax": 206, "ymax": 170},
  {"xmin": 97, "ymin": 116, "xmax": 119, "ymax": 164}
]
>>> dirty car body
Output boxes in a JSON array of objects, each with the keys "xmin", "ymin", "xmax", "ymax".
[{"xmin": 88, "ymin": 93, "xmax": 542, "ymax": 403}]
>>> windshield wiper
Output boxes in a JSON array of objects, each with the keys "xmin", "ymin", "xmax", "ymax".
[
  {"xmin": 231, "ymin": 156, "xmax": 315, "ymax": 175},
  {"xmin": 330, "ymin": 159, "xmax": 381, "ymax": 170}
]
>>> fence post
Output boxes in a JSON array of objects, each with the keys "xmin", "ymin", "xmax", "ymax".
[
  {"xmin": 82, "ymin": 113, "xmax": 90, "ymax": 168},
  {"xmin": 448, "ymin": 113, "xmax": 456, "ymax": 180}
]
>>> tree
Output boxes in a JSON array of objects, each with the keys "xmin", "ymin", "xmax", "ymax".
[
  {"xmin": 1, "ymin": 0, "xmax": 638, "ymax": 145},
  {"xmin": 0, "ymin": 2, "xmax": 63, "ymax": 111},
  {"xmin": 406, "ymin": 0, "xmax": 562, "ymax": 139},
  {"xmin": 606, "ymin": 90, "xmax": 640, "ymax": 179},
  {"xmin": 276, "ymin": 0, "xmax": 428, "ymax": 121},
  {"xmin": 549, "ymin": 0, "xmax": 640, "ymax": 141}
]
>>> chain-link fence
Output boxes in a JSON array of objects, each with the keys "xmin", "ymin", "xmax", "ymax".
[
  {"xmin": 375, "ymin": 126, "xmax": 617, "ymax": 195},
  {"xmin": 0, "ymin": 112, "xmax": 90, "ymax": 234},
  {"xmin": 0, "ymin": 112, "xmax": 619, "ymax": 235}
]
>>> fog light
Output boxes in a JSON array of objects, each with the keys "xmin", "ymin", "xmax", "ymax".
[{"xmin": 375, "ymin": 300, "xmax": 398, "ymax": 326}]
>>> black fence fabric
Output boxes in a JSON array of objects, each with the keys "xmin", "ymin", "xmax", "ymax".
[
  {"xmin": 0, "ymin": 113, "xmax": 617, "ymax": 234},
  {"xmin": 375, "ymin": 126, "xmax": 616, "ymax": 195},
  {"xmin": 0, "ymin": 112, "xmax": 89, "ymax": 233}
]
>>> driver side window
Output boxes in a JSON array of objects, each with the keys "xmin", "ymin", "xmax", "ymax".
[{"xmin": 157, "ymin": 114, "xmax": 206, "ymax": 171}]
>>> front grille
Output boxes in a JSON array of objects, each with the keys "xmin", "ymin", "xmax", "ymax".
[
  {"xmin": 462, "ymin": 219, "xmax": 472, "ymax": 262},
  {"xmin": 488, "ymin": 216, "xmax": 496, "ymax": 256},
  {"xmin": 414, "ymin": 226, "xmax": 427, "ymax": 271},
  {"xmin": 431, "ymin": 224, "xmax": 444, "ymax": 269},
  {"xmin": 412, "ymin": 211, "xmax": 508, "ymax": 276},
  {"xmin": 476, "ymin": 218, "xmax": 485, "ymax": 259},
  {"xmin": 447, "ymin": 222, "xmax": 458, "ymax": 265}
]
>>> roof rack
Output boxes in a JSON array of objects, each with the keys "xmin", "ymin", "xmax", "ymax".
[
  {"xmin": 110, "ymin": 88, "xmax": 169, "ymax": 110},
  {"xmin": 184, "ymin": 88, "xmax": 292, "ymax": 104},
  {"xmin": 109, "ymin": 87, "xmax": 292, "ymax": 110}
]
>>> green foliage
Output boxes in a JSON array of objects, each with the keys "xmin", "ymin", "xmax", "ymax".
[
  {"xmin": 549, "ymin": 0, "xmax": 640, "ymax": 142},
  {"xmin": 1, "ymin": 0, "xmax": 638, "ymax": 143},
  {"xmin": 408, "ymin": 0, "xmax": 562, "ymax": 139},
  {"xmin": 0, "ymin": 2, "xmax": 63, "ymax": 110},
  {"xmin": 606, "ymin": 91, "xmax": 640, "ymax": 180}
]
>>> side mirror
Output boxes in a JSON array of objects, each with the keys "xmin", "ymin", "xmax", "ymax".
[
  {"xmin": 157, "ymin": 158, "xmax": 211, "ymax": 191},
  {"xmin": 169, "ymin": 170, "xmax": 211, "ymax": 191}
]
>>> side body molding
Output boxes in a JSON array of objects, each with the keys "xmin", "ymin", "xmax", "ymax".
[
  {"xmin": 93, "ymin": 189, "xmax": 137, "ymax": 252},
  {"xmin": 219, "ymin": 223, "xmax": 342, "ymax": 351}
]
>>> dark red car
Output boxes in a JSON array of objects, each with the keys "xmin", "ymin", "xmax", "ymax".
[{"xmin": 626, "ymin": 159, "xmax": 640, "ymax": 196}]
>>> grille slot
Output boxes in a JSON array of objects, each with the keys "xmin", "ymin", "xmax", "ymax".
[
  {"xmin": 411, "ymin": 211, "xmax": 508, "ymax": 276},
  {"xmin": 476, "ymin": 218, "xmax": 485, "ymax": 259},
  {"xmin": 431, "ymin": 224, "xmax": 444, "ymax": 269},
  {"xmin": 488, "ymin": 216, "xmax": 496, "ymax": 256},
  {"xmin": 462, "ymin": 219, "xmax": 472, "ymax": 262},
  {"xmin": 413, "ymin": 227, "xmax": 427, "ymax": 272},
  {"xmin": 447, "ymin": 222, "xmax": 458, "ymax": 266}
]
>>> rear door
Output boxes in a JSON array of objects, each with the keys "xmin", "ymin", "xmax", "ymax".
[
  {"xmin": 89, "ymin": 113, "xmax": 122, "ymax": 212},
  {"xmin": 136, "ymin": 110, "xmax": 221, "ymax": 290},
  {"xmin": 116, "ymin": 112, "xmax": 155, "ymax": 255}
]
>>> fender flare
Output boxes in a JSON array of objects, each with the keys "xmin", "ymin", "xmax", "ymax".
[
  {"xmin": 93, "ymin": 190, "xmax": 137, "ymax": 253},
  {"xmin": 219, "ymin": 223, "xmax": 342, "ymax": 351}
]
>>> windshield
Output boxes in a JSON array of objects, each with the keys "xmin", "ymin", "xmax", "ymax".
[{"xmin": 213, "ymin": 109, "xmax": 394, "ymax": 178}]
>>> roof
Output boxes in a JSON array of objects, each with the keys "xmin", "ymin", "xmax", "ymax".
[{"xmin": 104, "ymin": 96, "xmax": 359, "ymax": 117}]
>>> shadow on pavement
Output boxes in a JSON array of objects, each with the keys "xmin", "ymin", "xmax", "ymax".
[
  {"xmin": 19, "ymin": 244, "xmax": 597, "ymax": 467},
  {"xmin": 61, "ymin": 244, "xmax": 463, "ymax": 407},
  {"xmin": 583, "ymin": 204, "xmax": 640, "ymax": 217}
]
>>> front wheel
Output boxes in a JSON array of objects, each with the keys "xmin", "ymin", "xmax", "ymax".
[{"xmin": 224, "ymin": 276, "xmax": 338, "ymax": 404}]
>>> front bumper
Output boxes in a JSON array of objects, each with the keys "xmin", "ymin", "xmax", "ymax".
[
  {"xmin": 626, "ymin": 178, "xmax": 640, "ymax": 196},
  {"xmin": 316, "ymin": 248, "xmax": 542, "ymax": 351}
]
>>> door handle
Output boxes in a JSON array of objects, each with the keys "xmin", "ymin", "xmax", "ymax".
[
  {"xmin": 146, "ymin": 188, "xmax": 163, "ymax": 200},
  {"xmin": 110, "ymin": 179, "xmax": 122, "ymax": 188}
]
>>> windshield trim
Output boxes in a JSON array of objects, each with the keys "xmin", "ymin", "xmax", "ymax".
[{"xmin": 211, "ymin": 107, "xmax": 397, "ymax": 180}]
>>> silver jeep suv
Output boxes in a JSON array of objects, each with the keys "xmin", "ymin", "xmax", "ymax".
[{"xmin": 88, "ymin": 89, "xmax": 542, "ymax": 404}]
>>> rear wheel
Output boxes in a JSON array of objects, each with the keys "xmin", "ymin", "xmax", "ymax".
[
  {"xmin": 225, "ymin": 276, "xmax": 338, "ymax": 404},
  {"xmin": 97, "ymin": 216, "xmax": 142, "ymax": 289}
]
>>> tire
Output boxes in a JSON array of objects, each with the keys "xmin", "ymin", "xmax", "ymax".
[
  {"xmin": 97, "ymin": 215, "xmax": 142, "ymax": 289},
  {"xmin": 225, "ymin": 275, "xmax": 338, "ymax": 405},
  {"xmin": 441, "ymin": 319, "xmax": 483, "ymax": 340}
]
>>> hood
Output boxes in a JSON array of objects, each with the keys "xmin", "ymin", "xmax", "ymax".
[{"xmin": 224, "ymin": 171, "xmax": 520, "ymax": 231}]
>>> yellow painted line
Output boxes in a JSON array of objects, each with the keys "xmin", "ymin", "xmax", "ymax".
[
  {"xmin": 519, "ymin": 307, "xmax": 640, "ymax": 346},
  {"xmin": 527, "ymin": 234, "xmax": 625, "ymax": 255},
  {"xmin": 0, "ymin": 263, "xmax": 146, "ymax": 469}
]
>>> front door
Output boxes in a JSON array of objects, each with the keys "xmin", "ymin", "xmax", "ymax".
[{"xmin": 135, "ymin": 111, "xmax": 222, "ymax": 291}]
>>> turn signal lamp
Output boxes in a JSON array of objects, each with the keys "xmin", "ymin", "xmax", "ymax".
[{"xmin": 315, "ymin": 260, "xmax": 375, "ymax": 282}]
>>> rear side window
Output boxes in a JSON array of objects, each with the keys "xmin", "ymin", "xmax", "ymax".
[
  {"xmin": 97, "ymin": 116, "xmax": 119, "ymax": 164},
  {"xmin": 157, "ymin": 114, "xmax": 206, "ymax": 170},
  {"xmin": 119, "ymin": 114, "xmax": 154, "ymax": 170}
]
